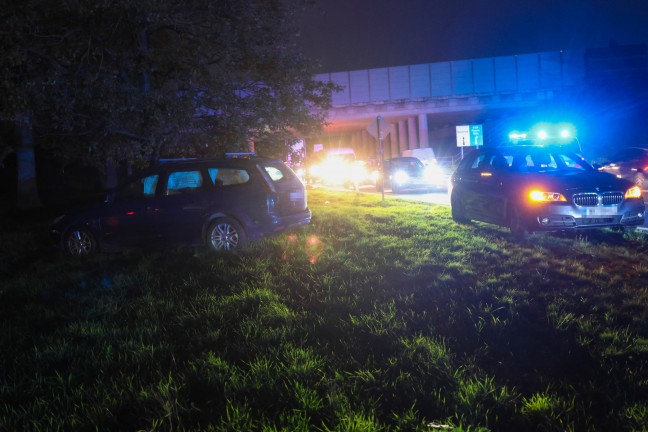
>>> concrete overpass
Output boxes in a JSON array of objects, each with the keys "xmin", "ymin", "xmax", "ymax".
[{"xmin": 307, "ymin": 44, "xmax": 648, "ymax": 161}]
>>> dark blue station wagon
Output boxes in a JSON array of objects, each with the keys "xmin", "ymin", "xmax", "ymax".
[{"xmin": 52, "ymin": 157, "xmax": 311, "ymax": 255}]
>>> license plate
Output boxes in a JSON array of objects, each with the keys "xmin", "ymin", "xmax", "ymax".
[{"xmin": 583, "ymin": 206, "xmax": 617, "ymax": 216}]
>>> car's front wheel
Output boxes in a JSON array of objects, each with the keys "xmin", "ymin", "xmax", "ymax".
[
  {"xmin": 207, "ymin": 218, "xmax": 246, "ymax": 252},
  {"xmin": 64, "ymin": 226, "xmax": 98, "ymax": 257},
  {"xmin": 508, "ymin": 204, "xmax": 531, "ymax": 239}
]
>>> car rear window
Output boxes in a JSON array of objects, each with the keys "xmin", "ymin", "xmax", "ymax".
[
  {"xmin": 264, "ymin": 166, "xmax": 285, "ymax": 181},
  {"xmin": 259, "ymin": 161, "xmax": 295, "ymax": 183}
]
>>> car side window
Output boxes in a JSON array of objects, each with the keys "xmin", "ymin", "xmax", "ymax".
[
  {"xmin": 530, "ymin": 153, "xmax": 557, "ymax": 170},
  {"xmin": 166, "ymin": 170, "xmax": 203, "ymax": 195},
  {"xmin": 207, "ymin": 168, "xmax": 250, "ymax": 186},
  {"xmin": 470, "ymin": 155, "xmax": 488, "ymax": 169},
  {"xmin": 117, "ymin": 174, "xmax": 159, "ymax": 201},
  {"xmin": 557, "ymin": 153, "xmax": 587, "ymax": 171},
  {"xmin": 264, "ymin": 166, "xmax": 285, "ymax": 182}
]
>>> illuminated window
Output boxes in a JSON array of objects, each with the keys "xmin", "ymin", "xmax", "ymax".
[
  {"xmin": 264, "ymin": 166, "xmax": 285, "ymax": 181},
  {"xmin": 208, "ymin": 168, "xmax": 250, "ymax": 186},
  {"xmin": 166, "ymin": 171, "xmax": 203, "ymax": 195}
]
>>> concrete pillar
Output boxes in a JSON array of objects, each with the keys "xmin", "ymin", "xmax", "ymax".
[
  {"xmin": 418, "ymin": 113, "xmax": 429, "ymax": 149},
  {"xmin": 407, "ymin": 117, "xmax": 418, "ymax": 150},
  {"xmin": 351, "ymin": 132, "xmax": 360, "ymax": 158},
  {"xmin": 361, "ymin": 131, "xmax": 370, "ymax": 159},
  {"xmin": 390, "ymin": 123, "xmax": 398, "ymax": 158},
  {"xmin": 398, "ymin": 120, "xmax": 407, "ymax": 155}
]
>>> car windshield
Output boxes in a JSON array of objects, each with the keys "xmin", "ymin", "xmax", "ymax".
[
  {"xmin": 504, "ymin": 147, "xmax": 593, "ymax": 173},
  {"xmin": 391, "ymin": 158, "xmax": 424, "ymax": 170}
]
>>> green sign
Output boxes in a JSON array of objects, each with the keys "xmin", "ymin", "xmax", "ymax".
[
  {"xmin": 470, "ymin": 124, "xmax": 483, "ymax": 146},
  {"xmin": 456, "ymin": 124, "xmax": 483, "ymax": 147}
]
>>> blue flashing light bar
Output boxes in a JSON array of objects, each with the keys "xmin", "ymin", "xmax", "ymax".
[{"xmin": 509, "ymin": 122, "xmax": 579, "ymax": 145}]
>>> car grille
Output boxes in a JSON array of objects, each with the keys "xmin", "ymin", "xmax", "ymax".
[{"xmin": 573, "ymin": 192, "xmax": 624, "ymax": 207}]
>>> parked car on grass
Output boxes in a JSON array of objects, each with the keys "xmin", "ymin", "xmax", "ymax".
[
  {"xmin": 449, "ymin": 145, "xmax": 645, "ymax": 237},
  {"xmin": 376, "ymin": 157, "xmax": 448, "ymax": 193},
  {"xmin": 597, "ymin": 147, "xmax": 648, "ymax": 189},
  {"xmin": 52, "ymin": 157, "xmax": 311, "ymax": 256}
]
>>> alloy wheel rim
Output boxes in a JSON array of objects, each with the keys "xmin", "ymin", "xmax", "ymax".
[
  {"xmin": 68, "ymin": 230, "xmax": 92, "ymax": 255},
  {"xmin": 211, "ymin": 223, "xmax": 238, "ymax": 250}
]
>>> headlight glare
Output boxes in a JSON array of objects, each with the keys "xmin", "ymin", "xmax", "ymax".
[
  {"xmin": 625, "ymin": 186, "xmax": 642, "ymax": 199},
  {"xmin": 393, "ymin": 170, "xmax": 409, "ymax": 184},
  {"xmin": 529, "ymin": 190, "xmax": 566, "ymax": 202}
]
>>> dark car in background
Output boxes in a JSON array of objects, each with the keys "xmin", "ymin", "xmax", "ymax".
[
  {"xmin": 449, "ymin": 145, "xmax": 645, "ymax": 237},
  {"xmin": 597, "ymin": 147, "xmax": 648, "ymax": 189},
  {"xmin": 52, "ymin": 157, "xmax": 311, "ymax": 256},
  {"xmin": 376, "ymin": 157, "xmax": 448, "ymax": 193}
]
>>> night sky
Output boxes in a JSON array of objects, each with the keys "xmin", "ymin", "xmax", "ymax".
[{"xmin": 297, "ymin": 0, "xmax": 648, "ymax": 73}]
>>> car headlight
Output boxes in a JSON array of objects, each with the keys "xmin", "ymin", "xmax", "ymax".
[
  {"xmin": 351, "ymin": 166, "xmax": 367, "ymax": 182},
  {"xmin": 424, "ymin": 166, "xmax": 445, "ymax": 182},
  {"xmin": 529, "ymin": 190, "xmax": 566, "ymax": 202},
  {"xmin": 625, "ymin": 185, "xmax": 642, "ymax": 199},
  {"xmin": 393, "ymin": 170, "xmax": 409, "ymax": 184}
]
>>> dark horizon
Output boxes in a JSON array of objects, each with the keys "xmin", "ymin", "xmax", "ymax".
[{"xmin": 297, "ymin": 0, "xmax": 648, "ymax": 73}]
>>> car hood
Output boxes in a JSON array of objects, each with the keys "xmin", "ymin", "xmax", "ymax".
[{"xmin": 517, "ymin": 170, "xmax": 634, "ymax": 193}]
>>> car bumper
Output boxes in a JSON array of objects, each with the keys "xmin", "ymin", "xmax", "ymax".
[
  {"xmin": 249, "ymin": 209, "xmax": 312, "ymax": 239},
  {"xmin": 393, "ymin": 179, "xmax": 445, "ymax": 191},
  {"xmin": 529, "ymin": 200, "xmax": 645, "ymax": 231}
]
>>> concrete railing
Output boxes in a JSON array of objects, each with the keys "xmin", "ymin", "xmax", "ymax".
[{"xmin": 316, "ymin": 50, "xmax": 586, "ymax": 107}]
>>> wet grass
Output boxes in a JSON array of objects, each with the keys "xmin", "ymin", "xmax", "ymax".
[{"xmin": 1, "ymin": 189, "xmax": 648, "ymax": 431}]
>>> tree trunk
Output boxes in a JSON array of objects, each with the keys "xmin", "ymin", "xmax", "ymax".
[{"xmin": 15, "ymin": 114, "xmax": 42, "ymax": 210}]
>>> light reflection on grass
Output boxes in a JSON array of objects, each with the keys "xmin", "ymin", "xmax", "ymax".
[{"xmin": 1, "ymin": 188, "xmax": 648, "ymax": 430}]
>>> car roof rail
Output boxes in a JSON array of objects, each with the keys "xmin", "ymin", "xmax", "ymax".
[
  {"xmin": 160, "ymin": 158, "xmax": 197, "ymax": 163},
  {"xmin": 225, "ymin": 152, "xmax": 257, "ymax": 159}
]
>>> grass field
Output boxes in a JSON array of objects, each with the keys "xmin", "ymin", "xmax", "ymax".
[{"xmin": 1, "ymin": 188, "xmax": 648, "ymax": 431}]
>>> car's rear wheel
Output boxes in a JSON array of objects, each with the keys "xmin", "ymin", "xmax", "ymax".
[
  {"xmin": 508, "ymin": 204, "xmax": 531, "ymax": 239},
  {"xmin": 450, "ymin": 193, "xmax": 470, "ymax": 224},
  {"xmin": 64, "ymin": 226, "xmax": 98, "ymax": 257},
  {"xmin": 207, "ymin": 218, "xmax": 246, "ymax": 252}
]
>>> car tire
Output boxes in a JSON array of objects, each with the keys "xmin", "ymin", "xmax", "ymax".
[
  {"xmin": 64, "ymin": 226, "xmax": 98, "ymax": 257},
  {"xmin": 508, "ymin": 204, "xmax": 531, "ymax": 239},
  {"xmin": 450, "ymin": 193, "xmax": 471, "ymax": 224},
  {"xmin": 207, "ymin": 218, "xmax": 246, "ymax": 252},
  {"xmin": 634, "ymin": 172, "xmax": 646, "ymax": 189}
]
